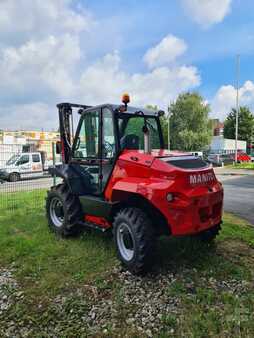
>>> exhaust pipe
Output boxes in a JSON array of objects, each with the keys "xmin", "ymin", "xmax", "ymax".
[{"xmin": 143, "ymin": 125, "xmax": 151, "ymax": 154}]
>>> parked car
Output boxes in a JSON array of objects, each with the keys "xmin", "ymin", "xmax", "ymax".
[
  {"xmin": 0, "ymin": 152, "xmax": 60, "ymax": 182},
  {"xmin": 207, "ymin": 153, "xmax": 234, "ymax": 167},
  {"xmin": 228, "ymin": 151, "xmax": 251, "ymax": 163},
  {"xmin": 239, "ymin": 151, "xmax": 251, "ymax": 162},
  {"xmin": 249, "ymin": 153, "xmax": 254, "ymax": 162},
  {"xmin": 208, "ymin": 151, "xmax": 251, "ymax": 166}
]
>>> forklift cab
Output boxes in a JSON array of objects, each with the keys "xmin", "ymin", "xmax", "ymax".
[{"xmin": 55, "ymin": 101, "xmax": 164, "ymax": 197}]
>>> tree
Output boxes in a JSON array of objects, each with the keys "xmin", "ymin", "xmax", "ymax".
[
  {"xmin": 159, "ymin": 115, "xmax": 169, "ymax": 147},
  {"xmin": 224, "ymin": 107, "xmax": 254, "ymax": 146},
  {"xmin": 146, "ymin": 105, "xmax": 168, "ymax": 144},
  {"xmin": 168, "ymin": 92, "xmax": 212, "ymax": 151}
]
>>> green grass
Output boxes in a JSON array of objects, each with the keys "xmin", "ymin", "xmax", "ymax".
[
  {"xmin": 0, "ymin": 190, "xmax": 116, "ymax": 297},
  {"xmin": 226, "ymin": 162, "xmax": 254, "ymax": 170},
  {"xmin": 0, "ymin": 190, "xmax": 254, "ymax": 337}
]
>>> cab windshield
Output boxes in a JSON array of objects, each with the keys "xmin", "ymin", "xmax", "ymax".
[{"xmin": 118, "ymin": 114, "xmax": 163, "ymax": 150}]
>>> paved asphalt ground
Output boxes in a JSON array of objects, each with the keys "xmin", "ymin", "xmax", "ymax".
[
  {"xmin": 1, "ymin": 169, "xmax": 253, "ymax": 226},
  {"xmin": 0, "ymin": 177, "xmax": 54, "ymax": 193},
  {"xmin": 217, "ymin": 174, "xmax": 254, "ymax": 225}
]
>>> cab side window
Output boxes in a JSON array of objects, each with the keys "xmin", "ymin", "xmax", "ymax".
[
  {"xmin": 32, "ymin": 154, "xmax": 40, "ymax": 163},
  {"xmin": 119, "ymin": 116, "xmax": 161, "ymax": 150},
  {"xmin": 74, "ymin": 111, "xmax": 99, "ymax": 159}
]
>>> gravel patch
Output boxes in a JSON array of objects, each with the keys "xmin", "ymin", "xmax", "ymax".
[
  {"xmin": 0, "ymin": 265, "xmax": 252, "ymax": 337},
  {"xmin": 0, "ymin": 268, "xmax": 19, "ymax": 315},
  {"xmin": 84, "ymin": 268, "xmax": 180, "ymax": 336}
]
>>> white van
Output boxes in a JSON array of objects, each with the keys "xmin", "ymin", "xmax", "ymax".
[{"xmin": 0, "ymin": 152, "xmax": 52, "ymax": 182}]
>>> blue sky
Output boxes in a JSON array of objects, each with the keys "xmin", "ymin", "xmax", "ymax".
[
  {"xmin": 85, "ymin": 0, "xmax": 254, "ymax": 93},
  {"xmin": 0, "ymin": 0, "xmax": 254, "ymax": 129}
]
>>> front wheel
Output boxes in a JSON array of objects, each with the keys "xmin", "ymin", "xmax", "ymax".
[
  {"xmin": 113, "ymin": 208, "xmax": 155, "ymax": 274},
  {"xmin": 46, "ymin": 184, "xmax": 82, "ymax": 236},
  {"xmin": 9, "ymin": 172, "xmax": 20, "ymax": 182}
]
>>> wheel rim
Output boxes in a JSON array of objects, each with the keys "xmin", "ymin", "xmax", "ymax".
[
  {"xmin": 116, "ymin": 223, "xmax": 134, "ymax": 261},
  {"xmin": 10, "ymin": 174, "xmax": 18, "ymax": 182},
  {"xmin": 50, "ymin": 197, "xmax": 64, "ymax": 228}
]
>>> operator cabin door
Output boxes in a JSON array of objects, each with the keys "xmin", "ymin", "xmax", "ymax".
[
  {"xmin": 73, "ymin": 109, "xmax": 101, "ymax": 195},
  {"xmin": 16, "ymin": 154, "xmax": 32, "ymax": 179},
  {"xmin": 101, "ymin": 107, "xmax": 117, "ymax": 190}
]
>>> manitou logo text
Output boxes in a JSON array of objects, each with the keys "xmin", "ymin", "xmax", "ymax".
[{"xmin": 189, "ymin": 172, "xmax": 216, "ymax": 185}]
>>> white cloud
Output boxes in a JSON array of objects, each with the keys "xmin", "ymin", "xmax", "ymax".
[
  {"xmin": 79, "ymin": 51, "xmax": 200, "ymax": 109},
  {"xmin": 0, "ymin": 0, "xmax": 93, "ymax": 39},
  {"xmin": 0, "ymin": 1, "xmax": 201, "ymax": 130},
  {"xmin": 0, "ymin": 44, "xmax": 200, "ymax": 129},
  {"xmin": 0, "ymin": 34, "xmax": 80, "ymax": 97},
  {"xmin": 143, "ymin": 35, "xmax": 187, "ymax": 68},
  {"xmin": 211, "ymin": 81, "xmax": 254, "ymax": 120},
  {"xmin": 0, "ymin": 48, "xmax": 195, "ymax": 130},
  {"xmin": 182, "ymin": 0, "xmax": 232, "ymax": 28}
]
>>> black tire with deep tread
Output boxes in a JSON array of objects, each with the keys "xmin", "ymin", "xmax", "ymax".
[
  {"xmin": 9, "ymin": 172, "xmax": 20, "ymax": 182},
  {"xmin": 46, "ymin": 183, "xmax": 82, "ymax": 237},
  {"xmin": 113, "ymin": 207, "xmax": 155, "ymax": 274},
  {"xmin": 196, "ymin": 224, "xmax": 221, "ymax": 242}
]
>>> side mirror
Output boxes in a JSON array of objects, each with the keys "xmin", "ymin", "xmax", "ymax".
[
  {"xmin": 158, "ymin": 110, "xmax": 165, "ymax": 117},
  {"xmin": 56, "ymin": 141, "xmax": 62, "ymax": 154}
]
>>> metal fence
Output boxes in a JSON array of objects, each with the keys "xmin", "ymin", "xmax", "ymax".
[{"xmin": 0, "ymin": 143, "xmax": 61, "ymax": 214}]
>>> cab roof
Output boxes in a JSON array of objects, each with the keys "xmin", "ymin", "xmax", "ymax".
[
  {"xmin": 83, "ymin": 103, "xmax": 163, "ymax": 117},
  {"xmin": 57, "ymin": 102, "xmax": 164, "ymax": 117}
]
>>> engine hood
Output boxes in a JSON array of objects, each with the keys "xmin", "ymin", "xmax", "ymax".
[
  {"xmin": 118, "ymin": 149, "xmax": 217, "ymax": 188},
  {"xmin": 118, "ymin": 149, "xmax": 200, "ymax": 167},
  {"xmin": 0, "ymin": 164, "xmax": 12, "ymax": 171},
  {"xmin": 151, "ymin": 152, "xmax": 217, "ymax": 189}
]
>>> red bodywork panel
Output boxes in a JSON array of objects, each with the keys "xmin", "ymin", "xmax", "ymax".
[
  {"xmin": 104, "ymin": 149, "xmax": 223, "ymax": 236},
  {"xmin": 84, "ymin": 215, "xmax": 111, "ymax": 229}
]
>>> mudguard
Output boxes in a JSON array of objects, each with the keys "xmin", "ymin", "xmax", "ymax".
[
  {"xmin": 49, "ymin": 164, "xmax": 97, "ymax": 195},
  {"xmin": 110, "ymin": 177, "xmax": 171, "ymax": 206}
]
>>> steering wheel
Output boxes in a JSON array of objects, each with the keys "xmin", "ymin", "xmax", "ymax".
[{"xmin": 103, "ymin": 141, "xmax": 114, "ymax": 157}]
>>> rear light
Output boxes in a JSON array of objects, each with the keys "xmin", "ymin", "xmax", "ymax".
[{"xmin": 166, "ymin": 193, "xmax": 174, "ymax": 202}]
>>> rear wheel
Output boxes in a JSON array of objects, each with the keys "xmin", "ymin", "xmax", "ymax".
[
  {"xmin": 113, "ymin": 208, "xmax": 155, "ymax": 274},
  {"xmin": 46, "ymin": 183, "xmax": 82, "ymax": 236},
  {"xmin": 9, "ymin": 173, "xmax": 20, "ymax": 182},
  {"xmin": 197, "ymin": 224, "xmax": 221, "ymax": 242}
]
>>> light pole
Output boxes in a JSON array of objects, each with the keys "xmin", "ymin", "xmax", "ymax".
[
  {"xmin": 235, "ymin": 54, "xmax": 240, "ymax": 164},
  {"xmin": 167, "ymin": 105, "xmax": 171, "ymax": 150}
]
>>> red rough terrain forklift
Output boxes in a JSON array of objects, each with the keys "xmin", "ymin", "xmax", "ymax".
[{"xmin": 46, "ymin": 95, "xmax": 223, "ymax": 274}]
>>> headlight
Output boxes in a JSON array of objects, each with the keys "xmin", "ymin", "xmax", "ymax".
[{"xmin": 166, "ymin": 193, "xmax": 174, "ymax": 202}]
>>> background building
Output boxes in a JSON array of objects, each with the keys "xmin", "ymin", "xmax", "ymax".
[
  {"xmin": 211, "ymin": 119, "xmax": 224, "ymax": 136},
  {"xmin": 210, "ymin": 136, "xmax": 247, "ymax": 154},
  {"xmin": 0, "ymin": 130, "xmax": 60, "ymax": 160}
]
